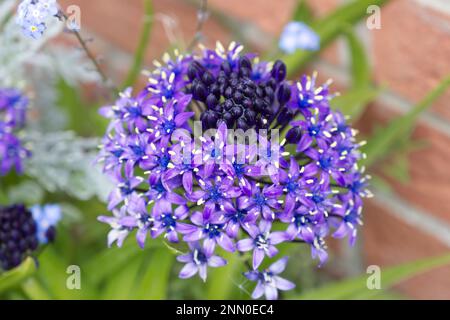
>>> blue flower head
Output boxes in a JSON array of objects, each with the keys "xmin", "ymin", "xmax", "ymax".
[
  {"xmin": 97, "ymin": 43, "xmax": 370, "ymax": 299},
  {"xmin": 31, "ymin": 204, "xmax": 62, "ymax": 244},
  {"xmin": 279, "ymin": 21, "xmax": 320, "ymax": 54},
  {"xmin": 16, "ymin": 0, "xmax": 60, "ymax": 39}
]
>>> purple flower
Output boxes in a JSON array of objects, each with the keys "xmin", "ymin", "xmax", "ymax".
[
  {"xmin": 0, "ymin": 133, "xmax": 29, "ymax": 175},
  {"xmin": 331, "ymin": 197, "xmax": 363, "ymax": 246},
  {"xmin": 164, "ymin": 141, "xmax": 202, "ymax": 194},
  {"xmin": 291, "ymin": 114, "xmax": 335, "ymax": 153},
  {"xmin": 223, "ymin": 197, "xmax": 257, "ymax": 238},
  {"xmin": 113, "ymin": 194, "xmax": 153, "ymax": 248},
  {"xmin": 254, "ymin": 135, "xmax": 288, "ymax": 184},
  {"xmin": 188, "ymin": 175, "xmax": 241, "ymax": 212},
  {"xmin": 237, "ymin": 220, "xmax": 286, "ymax": 269},
  {"xmin": 0, "ymin": 88, "xmax": 29, "ymax": 176},
  {"xmin": 279, "ymin": 157, "xmax": 317, "ymax": 214},
  {"xmin": 177, "ymin": 242, "xmax": 227, "ymax": 282},
  {"xmin": 244, "ymin": 257, "xmax": 295, "ymax": 300},
  {"xmin": 145, "ymin": 178, "xmax": 186, "ymax": 205},
  {"xmin": 146, "ymin": 96, "xmax": 194, "ymax": 144},
  {"xmin": 311, "ymin": 235, "xmax": 328, "ymax": 267},
  {"xmin": 97, "ymin": 43, "xmax": 372, "ymax": 296},
  {"xmin": 239, "ymin": 183, "xmax": 283, "ymax": 221},
  {"xmin": 298, "ymin": 179, "xmax": 336, "ymax": 218},
  {"xmin": 107, "ymin": 163, "xmax": 144, "ymax": 210},
  {"xmin": 183, "ymin": 206, "xmax": 235, "ymax": 254},
  {"xmin": 280, "ymin": 205, "xmax": 317, "ymax": 243},
  {"xmin": 304, "ymin": 140, "xmax": 346, "ymax": 185},
  {"xmin": 220, "ymin": 144, "xmax": 261, "ymax": 193},
  {"xmin": 98, "ymin": 207, "xmax": 131, "ymax": 248},
  {"xmin": 287, "ymin": 73, "xmax": 331, "ymax": 118},
  {"xmin": 150, "ymin": 200, "xmax": 195, "ymax": 243}
]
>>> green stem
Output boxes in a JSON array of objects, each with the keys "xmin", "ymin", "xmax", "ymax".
[{"xmin": 121, "ymin": 0, "xmax": 153, "ymax": 89}]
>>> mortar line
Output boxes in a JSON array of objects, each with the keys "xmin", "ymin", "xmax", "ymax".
[{"xmin": 372, "ymin": 189, "xmax": 450, "ymax": 248}]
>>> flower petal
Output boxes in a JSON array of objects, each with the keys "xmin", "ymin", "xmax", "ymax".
[{"xmin": 179, "ymin": 263, "xmax": 198, "ymax": 279}]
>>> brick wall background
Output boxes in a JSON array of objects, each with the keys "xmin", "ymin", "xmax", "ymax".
[{"xmin": 58, "ymin": 0, "xmax": 450, "ymax": 299}]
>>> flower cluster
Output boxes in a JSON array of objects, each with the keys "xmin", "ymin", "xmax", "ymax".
[
  {"xmin": 97, "ymin": 42, "xmax": 371, "ymax": 299},
  {"xmin": 0, "ymin": 204, "xmax": 60, "ymax": 271},
  {"xmin": 16, "ymin": 0, "xmax": 59, "ymax": 39},
  {"xmin": 0, "ymin": 88, "xmax": 30, "ymax": 176}
]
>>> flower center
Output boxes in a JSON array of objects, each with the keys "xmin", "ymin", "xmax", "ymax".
[
  {"xmin": 231, "ymin": 209, "xmax": 247, "ymax": 223},
  {"xmin": 162, "ymin": 120, "xmax": 176, "ymax": 134},
  {"xmin": 254, "ymin": 234, "xmax": 269, "ymax": 250},
  {"xmin": 294, "ymin": 214, "xmax": 308, "ymax": 228},
  {"xmin": 319, "ymin": 156, "xmax": 332, "ymax": 170},
  {"xmin": 204, "ymin": 223, "xmax": 222, "ymax": 238},
  {"xmin": 286, "ymin": 180, "xmax": 298, "ymax": 193},
  {"xmin": 232, "ymin": 162, "xmax": 245, "ymax": 176},
  {"xmin": 193, "ymin": 249, "xmax": 207, "ymax": 265},
  {"xmin": 312, "ymin": 193, "xmax": 325, "ymax": 204},
  {"xmin": 208, "ymin": 186, "xmax": 222, "ymax": 202},
  {"xmin": 161, "ymin": 213, "xmax": 176, "ymax": 228},
  {"xmin": 158, "ymin": 155, "xmax": 170, "ymax": 169},
  {"xmin": 254, "ymin": 194, "xmax": 266, "ymax": 206}
]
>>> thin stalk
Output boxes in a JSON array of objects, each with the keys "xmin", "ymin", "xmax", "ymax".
[
  {"xmin": 187, "ymin": 0, "xmax": 208, "ymax": 51},
  {"xmin": 122, "ymin": 0, "xmax": 153, "ymax": 89},
  {"xmin": 61, "ymin": 13, "xmax": 118, "ymax": 95}
]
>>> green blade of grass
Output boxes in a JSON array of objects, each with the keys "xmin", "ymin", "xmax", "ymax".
[
  {"xmin": 291, "ymin": 253, "xmax": 450, "ymax": 299},
  {"xmin": 0, "ymin": 258, "xmax": 37, "ymax": 294},
  {"xmin": 122, "ymin": 0, "xmax": 153, "ymax": 89},
  {"xmin": 362, "ymin": 75, "xmax": 450, "ymax": 167},
  {"xmin": 284, "ymin": 0, "xmax": 390, "ymax": 76}
]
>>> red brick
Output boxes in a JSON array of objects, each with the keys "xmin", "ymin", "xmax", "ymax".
[
  {"xmin": 358, "ymin": 102, "xmax": 450, "ymax": 224},
  {"xmin": 373, "ymin": 0, "xmax": 450, "ymax": 121},
  {"xmin": 60, "ymin": 0, "xmax": 230, "ymax": 60},
  {"xmin": 209, "ymin": 0, "xmax": 296, "ymax": 36},
  {"xmin": 363, "ymin": 200, "xmax": 450, "ymax": 299}
]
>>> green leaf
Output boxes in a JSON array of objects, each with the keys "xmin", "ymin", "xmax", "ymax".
[
  {"xmin": 21, "ymin": 278, "xmax": 52, "ymax": 300},
  {"xmin": 382, "ymin": 153, "xmax": 410, "ymax": 183},
  {"xmin": 362, "ymin": 75, "xmax": 450, "ymax": 168},
  {"xmin": 206, "ymin": 251, "xmax": 243, "ymax": 300},
  {"xmin": 121, "ymin": 0, "xmax": 153, "ymax": 89},
  {"xmin": 7, "ymin": 180, "xmax": 45, "ymax": 205},
  {"xmin": 0, "ymin": 258, "xmax": 37, "ymax": 294},
  {"xmin": 292, "ymin": 0, "xmax": 314, "ymax": 24},
  {"xmin": 292, "ymin": 253, "xmax": 450, "ymax": 299},
  {"xmin": 102, "ymin": 255, "xmax": 143, "ymax": 300},
  {"xmin": 56, "ymin": 79, "xmax": 107, "ymax": 136},
  {"xmin": 35, "ymin": 247, "xmax": 90, "ymax": 299},
  {"xmin": 331, "ymin": 87, "xmax": 381, "ymax": 119},
  {"xmin": 344, "ymin": 28, "xmax": 370, "ymax": 89},
  {"xmin": 133, "ymin": 248, "xmax": 174, "ymax": 299},
  {"xmin": 84, "ymin": 238, "xmax": 159, "ymax": 286},
  {"xmin": 284, "ymin": 0, "xmax": 390, "ymax": 75}
]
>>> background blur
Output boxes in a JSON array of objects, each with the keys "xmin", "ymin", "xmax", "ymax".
[{"xmin": 5, "ymin": 0, "xmax": 449, "ymax": 299}]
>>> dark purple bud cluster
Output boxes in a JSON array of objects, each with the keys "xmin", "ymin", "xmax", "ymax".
[
  {"xmin": 0, "ymin": 204, "xmax": 38, "ymax": 271},
  {"xmin": 188, "ymin": 58, "xmax": 292, "ymax": 130}
]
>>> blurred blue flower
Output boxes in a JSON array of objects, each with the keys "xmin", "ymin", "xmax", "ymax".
[
  {"xmin": 16, "ymin": 0, "xmax": 59, "ymax": 39},
  {"xmin": 279, "ymin": 21, "xmax": 320, "ymax": 54},
  {"xmin": 31, "ymin": 204, "xmax": 62, "ymax": 244},
  {"xmin": 0, "ymin": 88, "xmax": 30, "ymax": 176}
]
